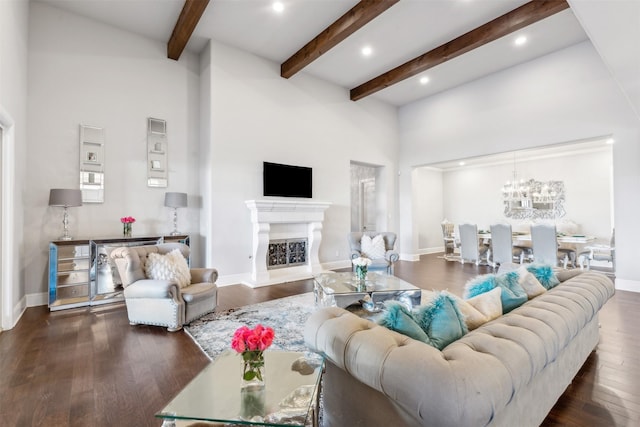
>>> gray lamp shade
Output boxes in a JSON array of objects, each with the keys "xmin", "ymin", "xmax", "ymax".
[
  {"xmin": 49, "ymin": 189, "xmax": 83, "ymax": 207},
  {"xmin": 164, "ymin": 192, "xmax": 188, "ymax": 208}
]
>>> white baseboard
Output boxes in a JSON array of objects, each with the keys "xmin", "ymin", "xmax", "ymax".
[
  {"xmin": 418, "ymin": 247, "xmax": 444, "ymax": 255},
  {"xmin": 216, "ymin": 273, "xmax": 251, "ymax": 287},
  {"xmin": 614, "ymin": 278, "xmax": 640, "ymax": 293},
  {"xmin": 11, "ymin": 295, "xmax": 27, "ymax": 329},
  {"xmin": 27, "ymin": 292, "xmax": 48, "ymax": 307},
  {"xmin": 400, "ymin": 253, "xmax": 420, "ymax": 262}
]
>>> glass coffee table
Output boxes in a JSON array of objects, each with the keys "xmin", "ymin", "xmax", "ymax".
[
  {"xmin": 156, "ymin": 351, "xmax": 323, "ymax": 427},
  {"xmin": 313, "ymin": 271, "xmax": 421, "ymax": 312}
]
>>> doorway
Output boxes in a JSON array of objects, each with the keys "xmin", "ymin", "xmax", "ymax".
[{"xmin": 350, "ymin": 163, "xmax": 378, "ymax": 232}]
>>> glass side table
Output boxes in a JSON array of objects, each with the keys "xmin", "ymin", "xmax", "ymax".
[{"xmin": 157, "ymin": 351, "xmax": 324, "ymax": 427}]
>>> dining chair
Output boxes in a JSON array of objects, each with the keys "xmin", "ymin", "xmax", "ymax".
[
  {"xmin": 579, "ymin": 229, "xmax": 615, "ymax": 271},
  {"xmin": 441, "ymin": 220, "xmax": 459, "ymax": 260},
  {"xmin": 458, "ymin": 223, "xmax": 489, "ymax": 265},
  {"xmin": 489, "ymin": 223, "xmax": 526, "ymax": 267},
  {"xmin": 530, "ymin": 224, "xmax": 569, "ymax": 268}
]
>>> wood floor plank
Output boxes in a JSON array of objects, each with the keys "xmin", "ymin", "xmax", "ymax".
[{"xmin": 0, "ymin": 253, "xmax": 636, "ymax": 426}]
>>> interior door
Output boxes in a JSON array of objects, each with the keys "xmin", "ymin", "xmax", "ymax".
[{"xmin": 360, "ymin": 178, "xmax": 376, "ymax": 232}]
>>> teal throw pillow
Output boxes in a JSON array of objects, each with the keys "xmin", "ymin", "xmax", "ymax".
[
  {"xmin": 494, "ymin": 271, "xmax": 528, "ymax": 313},
  {"xmin": 526, "ymin": 264, "xmax": 560, "ymax": 289},
  {"xmin": 413, "ymin": 292, "xmax": 468, "ymax": 350},
  {"xmin": 463, "ymin": 274, "xmax": 496, "ymax": 299},
  {"xmin": 378, "ymin": 301, "xmax": 432, "ymax": 344}
]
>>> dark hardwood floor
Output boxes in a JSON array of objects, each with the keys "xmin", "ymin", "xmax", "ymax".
[{"xmin": 0, "ymin": 254, "xmax": 637, "ymax": 426}]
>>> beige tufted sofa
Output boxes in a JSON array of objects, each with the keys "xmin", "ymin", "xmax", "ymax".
[
  {"xmin": 304, "ymin": 270, "xmax": 614, "ymax": 427},
  {"xmin": 110, "ymin": 243, "xmax": 218, "ymax": 332}
]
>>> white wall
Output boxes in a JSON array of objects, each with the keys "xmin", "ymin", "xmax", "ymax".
[
  {"xmin": 399, "ymin": 41, "xmax": 640, "ymax": 289},
  {"xmin": 415, "ymin": 147, "xmax": 613, "ymax": 251},
  {"xmin": 26, "ymin": 2, "xmax": 201, "ymax": 299},
  {"xmin": 0, "ymin": 0, "xmax": 29, "ymax": 327},
  {"xmin": 203, "ymin": 40, "xmax": 400, "ymax": 284},
  {"xmin": 413, "ymin": 167, "xmax": 443, "ymax": 253}
]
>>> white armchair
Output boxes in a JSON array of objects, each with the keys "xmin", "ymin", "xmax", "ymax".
[
  {"xmin": 348, "ymin": 232, "xmax": 399, "ymax": 274},
  {"xmin": 110, "ymin": 243, "xmax": 218, "ymax": 332}
]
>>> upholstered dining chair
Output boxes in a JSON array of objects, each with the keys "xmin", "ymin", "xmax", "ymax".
[
  {"xmin": 441, "ymin": 220, "xmax": 459, "ymax": 260},
  {"xmin": 110, "ymin": 243, "xmax": 218, "ymax": 331},
  {"xmin": 458, "ymin": 223, "xmax": 489, "ymax": 265},
  {"xmin": 579, "ymin": 229, "xmax": 615, "ymax": 271},
  {"xmin": 530, "ymin": 224, "xmax": 572, "ymax": 269},
  {"xmin": 489, "ymin": 223, "xmax": 526, "ymax": 267},
  {"xmin": 348, "ymin": 231, "xmax": 399, "ymax": 274}
]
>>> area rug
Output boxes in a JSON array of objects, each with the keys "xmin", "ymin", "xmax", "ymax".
[{"xmin": 185, "ymin": 292, "xmax": 318, "ymax": 360}]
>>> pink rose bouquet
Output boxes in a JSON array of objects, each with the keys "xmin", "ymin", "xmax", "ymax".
[
  {"xmin": 232, "ymin": 324, "xmax": 275, "ymax": 383},
  {"xmin": 120, "ymin": 216, "xmax": 136, "ymax": 237}
]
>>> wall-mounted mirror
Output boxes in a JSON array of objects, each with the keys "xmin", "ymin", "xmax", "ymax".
[
  {"xmin": 503, "ymin": 179, "xmax": 565, "ymax": 219},
  {"xmin": 79, "ymin": 124, "xmax": 105, "ymax": 203},
  {"xmin": 147, "ymin": 118, "xmax": 168, "ymax": 187}
]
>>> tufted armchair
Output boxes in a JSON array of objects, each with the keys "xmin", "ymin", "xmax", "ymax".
[
  {"xmin": 348, "ymin": 231, "xmax": 399, "ymax": 274},
  {"xmin": 110, "ymin": 243, "xmax": 218, "ymax": 332}
]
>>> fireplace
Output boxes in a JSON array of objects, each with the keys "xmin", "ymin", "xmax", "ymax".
[
  {"xmin": 245, "ymin": 199, "xmax": 331, "ymax": 287},
  {"xmin": 267, "ymin": 238, "xmax": 307, "ymax": 269}
]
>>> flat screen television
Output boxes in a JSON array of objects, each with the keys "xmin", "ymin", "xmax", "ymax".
[{"xmin": 263, "ymin": 161, "xmax": 312, "ymax": 198}]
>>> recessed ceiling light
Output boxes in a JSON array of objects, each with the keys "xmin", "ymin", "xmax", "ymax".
[
  {"xmin": 361, "ymin": 46, "xmax": 373, "ymax": 57},
  {"xmin": 458, "ymin": 161, "xmax": 466, "ymax": 166},
  {"xmin": 272, "ymin": 2, "xmax": 284, "ymax": 13},
  {"xmin": 419, "ymin": 76, "xmax": 430, "ymax": 85},
  {"xmin": 514, "ymin": 35, "xmax": 527, "ymax": 46},
  {"xmin": 606, "ymin": 138, "xmax": 615, "ymax": 145}
]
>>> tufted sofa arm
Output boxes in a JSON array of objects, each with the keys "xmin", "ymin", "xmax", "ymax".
[{"xmin": 304, "ymin": 272, "xmax": 615, "ymax": 427}]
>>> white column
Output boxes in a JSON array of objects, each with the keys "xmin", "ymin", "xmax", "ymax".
[
  {"xmin": 307, "ymin": 221, "xmax": 323, "ymax": 273},
  {"xmin": 251, "ymin": 222, "xmax": 270, "ymax": 283}
]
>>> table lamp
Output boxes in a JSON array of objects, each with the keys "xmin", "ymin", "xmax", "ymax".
[
  {"xmin": 164, "ymin": 192, "xmax": 187, "ymax": 235},
  {"xmin": 49, "ymin": 188, "xmax": 83, "ymax": 240}
]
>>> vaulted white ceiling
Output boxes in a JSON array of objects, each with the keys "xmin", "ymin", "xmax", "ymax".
[{"xmin": 37, "ymin": 0, "xmax": 590, "ymax": 107}]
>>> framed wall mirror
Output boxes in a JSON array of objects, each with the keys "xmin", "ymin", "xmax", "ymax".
[
  {"xmin": 147, "ymin": 118, "xmax": 168, "ymax": 187},
  {"xmin": 503, "ymin": 179, "xmax": 565, "ymax": 219},
  {"xmin": 79, "ymin": 125, "xmax": 105, "ymax": 203}
]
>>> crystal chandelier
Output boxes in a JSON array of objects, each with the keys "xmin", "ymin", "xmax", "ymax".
[{"xmin": 502, "ymin": 157, "xmax": 531, "ymax": 209}]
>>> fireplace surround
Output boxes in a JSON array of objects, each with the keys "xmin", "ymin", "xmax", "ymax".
[{"xmin": 245, "ymin": 199, "xmax": 331, "ymax": 287}]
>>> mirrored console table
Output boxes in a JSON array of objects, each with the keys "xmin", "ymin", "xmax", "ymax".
[{"xmin": 48, "ymin": 234, "xmax": 189, "ymax": 311}]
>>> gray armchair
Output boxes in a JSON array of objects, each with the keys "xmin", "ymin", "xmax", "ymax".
[
  {"xmin": 110, "ymin": 243, "xmax": 218, "ymax": 332},
  {"xmin": 348, "ymin": 231, "xmax": 399, "ymax": 274}
]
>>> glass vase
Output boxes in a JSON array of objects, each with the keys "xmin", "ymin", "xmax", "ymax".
[
  {"xmin": 123, "ymin": 223, "xmax": 132, "ymax": 238},
  {"xmin": 241, "ymin": 351, "xmax": 266, "ymax": 391},
  {"xmin": 355, "ymin": 265, "xmax": 368, "ymax": 282}
]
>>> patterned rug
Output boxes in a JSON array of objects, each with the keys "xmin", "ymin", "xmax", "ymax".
[{"xmin": 185, "ymin": 292, "xmax": 318, "ymax": 360}]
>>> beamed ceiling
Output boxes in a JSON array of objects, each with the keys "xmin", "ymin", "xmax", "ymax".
[{"xmin": 39, "ymin": 0, "xmax": 589, "ymax": 107}]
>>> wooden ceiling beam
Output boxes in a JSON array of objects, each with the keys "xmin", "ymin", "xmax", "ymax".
[
  {"xmin": 281, "ymin": 0, "xmax": 400, "ymax": 79},
  {"xmin": 350, "ymin": 0, "xmax": 570, "ymax": 101},
  {"xmin": 167, "ymin": 0, "xmax": 210, "ymax": 60}
]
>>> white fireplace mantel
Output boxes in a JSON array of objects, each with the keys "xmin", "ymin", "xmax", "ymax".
[{"xmin": 244, "ymin": 199, "xmax": 332, "ymax": 287}]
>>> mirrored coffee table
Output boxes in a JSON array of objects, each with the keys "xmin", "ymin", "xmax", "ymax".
[
  {"xmin": 157, "ymin": 351, "xmax": 323, "ymax": 427},
  {"xmin": 313, "ymin": 271, "xmax": 421, "ymax": 311}
]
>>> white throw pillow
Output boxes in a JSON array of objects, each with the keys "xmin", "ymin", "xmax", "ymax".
[
  {"xmin": 517, "ymin": 267, "xmax": 547, "ymax": 299},
  {"xmin": 361, "ymin": 234, "xmax": 386, "ymax": 260},
  {"xmin": 145, "ymin": 248, "xmax": 191, "ymax": 288}
]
